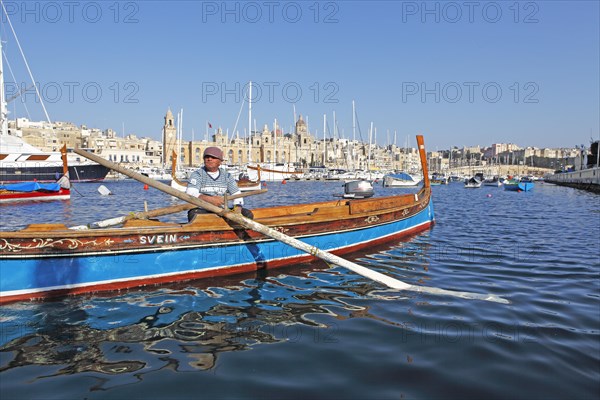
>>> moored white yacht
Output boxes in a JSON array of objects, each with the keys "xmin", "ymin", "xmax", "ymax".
[{"xmin": 0, "ymin": 10, "xmax": 109, "ymax": 183}]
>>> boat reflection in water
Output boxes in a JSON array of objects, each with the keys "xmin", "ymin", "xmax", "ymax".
[{"xmin": 0, "ymin": 236, "xmax": 430, "ymax": 383}]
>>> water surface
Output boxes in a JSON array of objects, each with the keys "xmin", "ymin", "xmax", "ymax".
[{"xmin": 1, "ymin": 180, "xmax": 599, "ymax": 399}]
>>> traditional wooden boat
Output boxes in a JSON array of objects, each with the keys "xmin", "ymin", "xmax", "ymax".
[
  {"xmin": 0, "ymin": 136, "xmax": 437, "ymax": 304},
  {"xmin": 237, "ymin": 175, "xmax": 262, "ymax": 191},
  {"xmin": 170, "ymin": 150, "xmax": 189, "ymax": 192},
  {"xmin": 236, "ymin": 166, "xmax": 262, "ymax": 192},
  {"xmin": 0, "ymin": 145, "xmax": 70, "ymax": 203}
]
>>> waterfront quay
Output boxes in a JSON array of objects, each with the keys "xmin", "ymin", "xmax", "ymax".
[{"xmin": 545, "ymin": 166, "xmax": 600, "ymax": 193}]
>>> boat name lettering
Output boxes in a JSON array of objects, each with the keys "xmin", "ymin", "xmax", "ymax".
[{"xmin": 139, "ymin": 234, "xmax": 178, "ymax": 245}]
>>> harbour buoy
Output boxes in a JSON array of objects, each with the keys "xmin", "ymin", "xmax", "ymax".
[
  {"xmin": 486, "ymin": 194, "xmax": 492, "ymax": 198},
  {"xmin": 144, "ymin": 184, "xmax": 149, "ymax": 190},
  {"xmin": 282, "ymin": 180, "xmax": 287, "ymax": 185}
]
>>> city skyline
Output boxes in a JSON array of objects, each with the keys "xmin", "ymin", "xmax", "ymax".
[{"xmin": 1, "ymin": 1, "xmax": 598, "ymax": 150}]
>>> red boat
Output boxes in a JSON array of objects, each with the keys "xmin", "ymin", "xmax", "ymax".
[{"xmin": 0, "ymin": 145, "xmax": 70, "ymax": 203}]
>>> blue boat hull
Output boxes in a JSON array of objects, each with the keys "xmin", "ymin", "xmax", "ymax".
[
  {"xmin": 504, "ymin": 181, "xmax": 534, "ymax": 192},
  {"xmin": 0, "ymin": 202, "xmax": 435, "ymax": 302},
  {"xmin": 518, "ymin": 182, "xmax": 534, "ymax": 191}
]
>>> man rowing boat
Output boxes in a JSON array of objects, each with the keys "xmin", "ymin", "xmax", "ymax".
[{"xmin": 185, "ymin": 146, "xmax": 253, "ymax": 221}]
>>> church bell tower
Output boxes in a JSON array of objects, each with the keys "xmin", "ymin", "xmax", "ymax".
[{"xmin": 162, "ymin": 108, "xmax": 176, "ymax": 166}]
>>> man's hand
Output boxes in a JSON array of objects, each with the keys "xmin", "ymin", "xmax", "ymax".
[{"xmin": 200, "ymin": 194, "xmax": 223, "ymax": 207}]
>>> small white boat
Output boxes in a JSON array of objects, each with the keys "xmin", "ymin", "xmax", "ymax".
[
  {"xmin": 138, "ymin": 166, "xmax": 172, "ymax": 181},
  {"xmin": 464, "ymin": 176, "xmax": 482, "ymax": 188},
  {"xmin": 383, "ymin": 172, "xmax": 420, "ymax": 187},
  {"xmin": 482, "ymin": 176, "xmax": 502, "ymax": 187}
]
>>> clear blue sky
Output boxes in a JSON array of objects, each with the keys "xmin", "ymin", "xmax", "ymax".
[{"xmin": 2, "ymin": 0, "xmax": 598, "ymax": 150}]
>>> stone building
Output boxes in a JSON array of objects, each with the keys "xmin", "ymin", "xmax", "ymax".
[
  {"xmin": 173, "ymin": 112, "xmax": 326, "ymax": 169},
  {"xmin": 162, "ymin": 109, "xmax": 177, "ymax": 166}
]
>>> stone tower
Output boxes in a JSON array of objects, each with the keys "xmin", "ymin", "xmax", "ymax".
[
  {"xmin": 162, "ymin": 108, "xmax": 176, "ymax": 166},
  {"xmin": 295, "ymin": 115, "xmax": 312, "ymax": 147}
]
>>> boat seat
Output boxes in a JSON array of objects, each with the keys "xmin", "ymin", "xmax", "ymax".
[
  {"xmin": 22, "ymin": 223, "xmax": 69, "ymax": 231},
  {"xmin": 122, "ymin": 219, "xmax": 181, "ymax": 228}
]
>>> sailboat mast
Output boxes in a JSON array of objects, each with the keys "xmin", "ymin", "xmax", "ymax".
[
  {"xmin": 352, "ymin": 101, "xmax": 356, "ymax": 170},
  {"xmin": 293, "ymin": 104, "xmax": 297, "ymax": 130},
  {"xmin": 245, "ymin": 81, "xmax": 251, "ymax": 163},
  {"xmin": 273, "ymin": 118, "xmax": 277, "ymax": 163},
  {"xmin": 180, "ymin": 108, "xmax": 183, "ymax": 158},
  {"xmin": 368, "ymin": 122, "xmax": 373, "ymax": 174},
  {"xmin": 0, "ymin": 29, "xmax": 7, "ymax": 136},
  {"xmin": 323, "ymin": 114, "xmax": 326, "ymax": 166}
]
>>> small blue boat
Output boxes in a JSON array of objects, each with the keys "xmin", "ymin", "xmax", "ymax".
[{"xmin": 504, "ymin": 177, "xmax": 534, "ymax": 192}]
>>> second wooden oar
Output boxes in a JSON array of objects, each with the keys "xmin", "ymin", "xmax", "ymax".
[
  {"xmin": 74, "ymin": 149, "xmax": 509, "ymax": 304},
  {"xmin": 70, "ymin": 189, "xmax": 267, "ymax": 230}
]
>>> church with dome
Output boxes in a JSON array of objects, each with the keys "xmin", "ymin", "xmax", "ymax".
[{"xmin": 162, "ymin": 110, "xmax": 381, "ymax": 170}]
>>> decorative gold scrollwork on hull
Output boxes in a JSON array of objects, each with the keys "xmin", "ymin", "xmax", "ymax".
[{"xmin": 0, "ymin": 237, "xmax": 115, "ymax": 253}]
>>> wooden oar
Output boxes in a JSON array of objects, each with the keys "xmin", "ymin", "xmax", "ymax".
[
  {"xmin": 70, "ymin": 189, "xmax": 267, "ymax": 230},
  {"xmin": 74, "ymin": 149, "xmax": 509, "ymax": 304}
]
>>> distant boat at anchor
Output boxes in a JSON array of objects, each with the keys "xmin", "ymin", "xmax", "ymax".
[
  {"xmin": 483, "ymin": 176, "xmax": 503, "ymax": 187},
  {"xmin": 383, "ymin": 172, "xmax": 420, "ymax": 187},
  {"xmin": 504, "ymin": 177, "xmax": 534, "ymax": 192},
  {"xmin": 464, "ymin": 176, "xmax": 482, "ymax": 188}
]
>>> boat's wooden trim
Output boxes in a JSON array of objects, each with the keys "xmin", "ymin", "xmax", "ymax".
[
  {"xmin": 417, "ymin": 135, "xmax": 430, "ymax": 188},
  {"xmin": 349, "ymin": 189, "xmax": 427, "ymax": 214}
]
